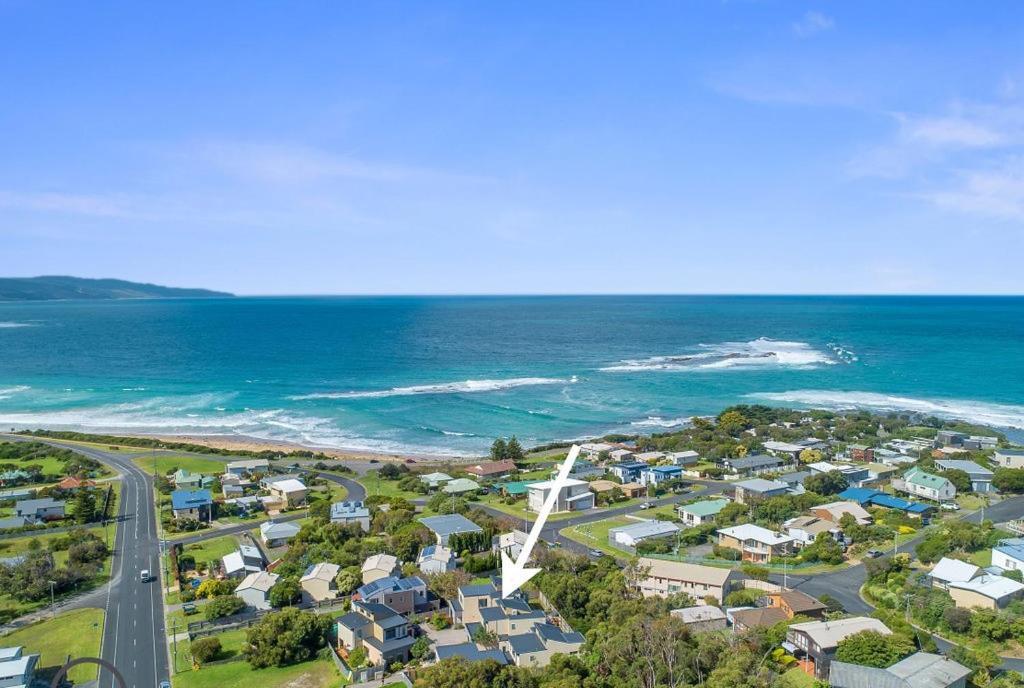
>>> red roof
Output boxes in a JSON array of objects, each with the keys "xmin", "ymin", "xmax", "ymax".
[
  {"xmin": 57, "ymin": 477, "xmax": 95, "ymax": 489},
  {"xmin": 464, "ymin": 460, "xmax": 517, "ymax": 477}
]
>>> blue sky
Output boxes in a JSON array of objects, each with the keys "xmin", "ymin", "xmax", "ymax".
[{"xmin": 2, "ymin": 1, "xmax": 1023, "ymax": 294}]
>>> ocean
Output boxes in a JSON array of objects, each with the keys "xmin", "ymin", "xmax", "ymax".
[{"xmin": 1, "ymin": 295, "xmax": 1022, "ymax": 455}]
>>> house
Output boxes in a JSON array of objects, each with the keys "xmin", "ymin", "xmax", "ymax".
[
  {"xmin": 504, "ymin": 623, "xmax": 585, "ymax": 668},
  {"xmin": 776, "ymin": 470, "xmax": 812, "ymax": 490},
  {"xmin": 172, "ymin": 469, "xmax": 212, "ymax": 490},
  {"xmin": 0, "ymin": 517, "xmax": 31, "ymax": 531},
  {"xmin": 667, "ymin": 450, "xmax": 701, "ymax": 466},
  {"xmin": 716, "ymin": 524, "xmax": 795, "ymax": 563},
  {"xmin": 464, "ymin": 460, "xmax": 517, "ymax": 479},
  {"xmin": 609, "ymin": 461, "xmax": 647, "ymax": 483},
  {"xmin": 493, "ymin": 530, "xmax": 529, "ymax": 561},
  {"xmin": 929, "ymin": 557, "xmax": 980, "ymax": 590},
  {"xmin": 330, "ymin": 501, "xmax": 371, "ymax": 531},
  {"xmin": 865, "ymin": 463, "xmax": 898, "ymax": 483},
  {"xmin": 634, "ymin": 451, "xmax": 666, "ymax": 464},
  {"xmin": 434, "ymin": 643, "xmax": 508, "ymax": 665},
  {"xmin": 419, "ymin": 472, "xmax": 452, "ymax": 489},
  {"xmin": 224, "ymin": 494, "xmax": 263, "ymax": 514},
  {"xmin": 552, "ymin": 459, "xmax": 603, "ymax": 481},
  {"xmin": 730, "ymin": 607, "xmax": 789, "ymax": 633},
  {"xmin": 527, "ymin": 479, "xmax": 595, "ymax": 513},
  {"xmin": 837, "ymin": 487, "xmax": 934, "ymax": 518},
  {"xmin": 222, "ymin": 483, "xmax": 244, "ymax": 498},
  {"xmin": 639, "ymin": 465, "xmax": 684, "ymax": 487},
  {"xmin": 225, "ymin": 459, "xmax": 270, "ymax": 477},
  {"xmin": 995, "ymin": 449, "xmax": 1024, "ymax": 469},
  {"xmin": 786, "ymin": 616, "xmax": 892, "ymax": 679},
  {"xmin": 733, "ymin": 478, "xmax": 789, "ymax": 505},
  {"xmin": 442, "ymin": 478, "xmax": 481, "ymax": 495},
  {"xmin": 670, "ymin": 606, "xmax": 728, "ymax": 633},
  {"xmin": 450, "ymin": 581, "xmax": 499, "ymax": 624},
  {"xmin": 619, "ymin": 481, "xmax": 645, "ymax": 498},
  {"xmin": 56, "ymin": 476, "xmax": 95, "ymax": 490},
  {"xmin": 234, "ymin": 571, "xmax": 279, "ymax": 610},
  {"xmin": 419, "ymin": 513, "xmax": 484, "ymax": 545},
  {"xmin": 895, "ymin": 467, "xmax": 956, "ymax": 503},
  {"xmin": 608, "ymin": 520, "xmax": 679, "ymax": 549},
  {"xmin": 0, "ymin": 646, "xmax": 38, "ymax": 688},
  {"xmin": 579, "ymin": 442, "xmax": 616, "ymax": 458},
  {"xmin": 169, "ymin": 490, "xmax": 212, "ymax": 521},
  {"xmin": 763, "ymin": 441, "xmax": 807, "ymax": 461},
  {"xmin": 260, "ymin": 473, "xmax": 303, "ymax": 489},
  {"xmin": 948, "ymin": 574, "xmax": 1024, "ymax": 609},
  {"xmin": 222, "ymin": 545, "xmax": 265, "ymax": 578},
  {"xmin": 992, "ymin": 537, "xmax": 1024, "ymax": 573},
  {"xmin": 496, "ymin": 480, "xmax": 533, "ymax": 497},
  {"xmin": 677, "ymin": 499, "xmax": 729, "ymax": 527},
  {"xmin": 300, "ymin": 562, "xmax": 341, "ymax": 602},
  {"xmin": 608, "ymin": 449, "xmax": 634, "ymax": 463},
  {"xmin": 336, "ymin": 600, "xmax": 416, "ymax": 666},
  {"xmin": 633, "ymin": 558, "xmax": 736, "ymax": 603},
  {"xmin": 355, "ymin": 575, "xmax": 428, "ymax": 615},
  {"xmin": 362, "ymin": 553, "xmax": 401, "ymax": 584},
  {"xmin": 935, "ymin": 430, "xmax": 968, "ymax": 448},
  {"xmin": 260, "ymin": 519, "xmax": 300, "ymax": 547},
  {"xmin": 765, "ymin": 590, "xmax": 827, "ymax": 619},
  {"xmin": 723, "ymin": 454, "xmax": 787, "ymax": 476},
  {"xmin": 830, "ymin": 651, "xmax": 970, "ymax": 688},
  {"xmin": 268, "ymin": 478, "xmax": 308, "ymax": 506},
  {"xmin": 811, "ymin": 501, "xmax": 872, "ymax": 525},
  {"xmin": 806, "ymin": 462, "xmax": 871, "ymax": 487},
  {"xmin": 417, "ymin": 544, "xmax": 456, "ymax": 575},
  {"xmin": 846, "ymin": 444, "xmax": 875, "ymax": 462},
  {"xmin": 588, "ymin": 479, "xmax": 620, "ymax": 495},
  {"xmin": 935, "ymin": 460, "xmax": 995, "ymax": 493},
  {"xmin": 783, "ymin": 516, "xmax": 841, "ymax": 548},
  {"xmin": 13, "ymin": 498, "xmax": 65, "ymax": 522},
  {"xmin": 935, "ymin": 432, "xmax": 998, "ymax": 451}
]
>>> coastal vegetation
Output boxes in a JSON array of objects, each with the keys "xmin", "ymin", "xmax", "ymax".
[{"xmin": 0, "ymin": 275, "xmax": 232, "ymax": 301}]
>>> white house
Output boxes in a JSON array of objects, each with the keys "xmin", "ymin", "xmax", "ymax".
[
  {"xmin": 716, "ymin": 524, "xmax": 795, "ymax": 563},
  {"xmin": 331, "ymin": 501, "xmax": 371, "ymax": 531},
  {"xmin": 235, "ymin": 571, "xmax": 279, "ymax": 610},
  {"xmin": 527, "ymin": 479, "xmax": 594, "ymax": 513},
  {"xmin": 222, "ymin": 545, "xmax": 264, "ymax": 578},
  {"xmin": 995, "ymin": 449, "xmax": 1024, "ymax": 469},
  {"xmin": 419, "ymin": 472, "xmax": 452, "ymax": 489},
  {"xmin": 225, "ymin": 459, "xmax": 270, "ymax": 477},
  {"xmin": 992, "ymin": 538, "xmax": 1024, "ymax": 573},
  {"xmin": 300, "ymin": 562, "xmax": 341, "ymax": 603},
  {"xmin": 0, "ymin": 646, "xmax": 38, "ymax": 688},
  {"xmin": 268, "ymin": 478, "xmax": 308, "ymax": 507},
  {"xmin": 929, "ymin": 557, "xmax": 980, "ymax": 590},
  {"xmin": 416, "ymin": 545, "xmax": 456, "ymax": 575},
  {"xmin": 608, "ymin": 520, "xmax": 679, "ymax": 548},
  {"xmin": 260, "ymin": 519, "xmax": 301, "ymax": 547},
  {"xmin": 894, "ymin": 467, "xmax": 956, "ymax": 502},
  {"xmin": 493, "ymin": 530, "xmax": 530, "ymax": 561}
]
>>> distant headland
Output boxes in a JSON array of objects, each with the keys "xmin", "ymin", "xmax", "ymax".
[{"xmin": 0, "ymin": 275, "xmax": 233, "ymax": 301}]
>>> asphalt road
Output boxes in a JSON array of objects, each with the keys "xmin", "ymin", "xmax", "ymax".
[{"xmin": 3, "ymin": 437, "xmax": 171, "ymax": 688}]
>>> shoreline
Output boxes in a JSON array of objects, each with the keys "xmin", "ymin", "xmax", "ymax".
[{"xmin": 137, "ymin": 432, "xmax": 485, "ymax": 464}]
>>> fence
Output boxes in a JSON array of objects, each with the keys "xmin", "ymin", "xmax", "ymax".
[
  {"xmin": 741, "ymin": 579, "xmax": 783, "ymax": 593},
  {"xmin": 328, "ymin": 647, "xmax": 382, "ymax": 684},
  {"xmin": 188, "ymin": 596, "xmax": 350, "ymax": 637}
]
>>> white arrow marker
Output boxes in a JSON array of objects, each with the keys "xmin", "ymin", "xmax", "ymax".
[{"xmin": 501, "ymin": 444, "xmax": 580, "ymax": 598}]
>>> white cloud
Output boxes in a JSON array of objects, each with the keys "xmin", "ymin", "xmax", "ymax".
[
  {"xmin": 920, "ymin": 160, "xmax": 1024, "ymax": 221},
  {"xmin": 0, "ymin": 190, "xmax": 141, "ymax": 218},
  {"xmin": 792, "ymin": 11, "xmax": 834, "ymax": 38}
]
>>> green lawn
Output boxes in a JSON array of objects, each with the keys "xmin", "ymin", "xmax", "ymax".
[
  {"xmin": 970, "ymin": 548, "xmax": 993, "ymax": 567},
  {"xmin": 359, "ymin": 472, "xmax": 426, "ymax": 501},
  {"xmin": 173, "ymin": 655, "xmax": 344, "ymax": 688},
  {"xmin": 560, "ymin": 516, "xmax": 635, "ymax": 557},
  {"xmin": 131, "ymin": 454, "xmax": 227, "ymax": 475},
  {"xmin": 183, "ymin": 534, "xmax": 240, "ymax": 566},
  {"xmin": 777, "ymin": 667, "xmax": 815, "ymax": 688},
  {"xmin": 0, "ymin": 608, "xmax": 104, "ymax": 683},
  {"xmin": 476, "ymin": 494, "xmax": 581, "ymax": 522}
]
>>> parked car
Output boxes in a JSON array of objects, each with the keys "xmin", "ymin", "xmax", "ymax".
[
  {"xmin": 589, "ymin": 549, "xmax": 605, "ymax": 558},
  {"xmin": 639, "ymin": 503, "xmax": 652, "ymax": 510},
  {"xmin": 865, "ymin": 549, "xmax": 883, "ymax": 558},
  {"xmin": 940, "ymin": 502, "xmax": 960, "ymax": 511}
]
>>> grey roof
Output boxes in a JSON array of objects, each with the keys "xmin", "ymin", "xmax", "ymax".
[
  {"xmin": 777, "ymin": 470, "xmax": 812, "ymax": 485},
  {"xmin": 608, "ymin": 519, "xmax": 679, "ymax": 541},
  {"xmin": 331, "ymin": 500, "xmax": 370, "ymax": 519},
  {"xmin": 934, "ymin": 460, "xmax": 994, "ymax": 478},
  {"xmin": 14, "ymin": 497, "xmax": 63, "ymax": 511},
  {"xmin": 735, "ymin": 478, "xmax": 789, "ymax": 493},
  {"xmin": 727, "ymin": 455, "xmax": 783, "ymax": 470},
  {"xmin": 830, "ymin": 652, "xmax": 971, "ymax": 688},
  {"xmin": 829, "ymin": 662, "xmax": 906, "ymax": 688},
  {"xmin": 418, "ymin": 513, "xmax": 483, "ymax": 537},
  {"xmin": 507, "ymin": 633, "xmax": 546, "ymax": 654},
  {"xmin": 888, "ymin": 652, "xmax": 972, "ymax": 688},
  {"xmin": 0, "ymin": 516, "xmax": 31, "ymax": 529},
  {"xmin": 478, "ymin": 606, "xmax": 508, "ymax": 622},
  {"xmin": 534, "ymin": 622, "xmax": 584, "ymax": 644},
  {"xmin": 459, "ymin": 582, "xmax": 497, "ymax": 598},
  {"xmin": 435, "ymin": 642, "xmax": 508, "ymax": 664},
  {"xmin": 336, "ymin": 611, "xmax": 370, "ymax": 631}
]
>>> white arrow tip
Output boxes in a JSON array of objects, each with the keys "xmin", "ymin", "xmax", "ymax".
[{"xmin": 500, "ymin": 551, "xmax": 540, "ymax": 599}]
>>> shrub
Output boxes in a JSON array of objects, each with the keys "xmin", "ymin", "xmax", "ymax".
[
  {"xmin": 191, "ymin": 637, "xmax": 222, "ymax": 664},
  {"xmin": 204, "ymin": 595, "xmax": 245, "ymax": 621}
]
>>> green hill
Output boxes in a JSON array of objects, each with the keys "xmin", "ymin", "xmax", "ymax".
[{"xmin": 0, "ymin": 276, "xmax": 233, "ymax": 301}]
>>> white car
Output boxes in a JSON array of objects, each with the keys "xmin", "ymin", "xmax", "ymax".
[
  {"xmin": 140, "ymin": 569, "xmax": 151, "ymax": 582},
  {"xmin": 940, "ymin": 502, "xmax": 960, "ymax": 511}
]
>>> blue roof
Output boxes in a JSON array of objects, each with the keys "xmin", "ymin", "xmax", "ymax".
[
  {"xmin": 649, "ymin": 465, "xmax": 682, "ymax": 475},
  {"xmin": 836, "ymin": 487, "xmax": 882, "ymax": 504},
  {"xmin": 418, "ymin": 513, "xmax": 483, "ymax": 537},
  {"xmin": 995, "ymin": 543, "xmax": 1024, "ymax": 562},
  {"xmin": 613, "ymin": 461, "xmax": 646, "ymax": 470},
  {"xmin": 868, "ymin": 494, "xmax": 932, "ymax": 513},
  {"xmin": 171, "ymin": 489, "xmax": 212, "ymax": 510}
]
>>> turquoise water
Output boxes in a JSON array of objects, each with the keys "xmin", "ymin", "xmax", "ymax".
[{"xmin": 0, "ymin": 296, "xmax": 1022, "ymax": 455}]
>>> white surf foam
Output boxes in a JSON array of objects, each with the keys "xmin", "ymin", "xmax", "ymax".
[
  {"xmin": 289, "ymin": 376, "xmax": 576, "ymax": 400},
  {"xmin": 0, "ymin": 322, "xmax": 34, "ymax": 329},
  {"xmin": 631, "ymin": 416, "xmax": 692, "ymax": 428},
  {"xmin": 0, "ymin": 385, "xmax": 30, "ymax": 400},
  {"xmin": 750, "ymin": 390, "xmax": 1024, "ymax": 430},
  {"xmin": 601, "ymin": 337, "xmax": 835, "ymax": 372}
]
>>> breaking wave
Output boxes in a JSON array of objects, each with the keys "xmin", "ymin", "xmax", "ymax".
[
  {"xmin": 601, "ymin": 338, "xmax": 835, "ymax": 372},
  {"xmin": 289, "ymin": 376, "xmax": 577, "ymax": 400},
  {"xmin": 0, "ymin": 322, "xmax": 34, "ymax": 329},
  {"xmin": 750, "ymin": 390, "xmax": 1024, "ymax": 430},
  {"xmin": 631, "ymin": 416, "xmax": 692, "ymax": 428},
  {"xmin": 0, "ymin": 385, "xmax": 31, "ymax": 400}
]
